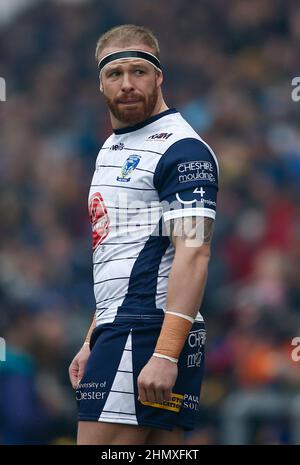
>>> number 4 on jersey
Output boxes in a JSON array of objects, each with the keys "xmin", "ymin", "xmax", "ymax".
[{"xmin": 193, "ymin": 187, "xmax": 205, "ymax": 197}]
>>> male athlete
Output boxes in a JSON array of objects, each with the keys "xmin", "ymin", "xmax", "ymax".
[{"xmin": 69, "ymin": 24, "xmax": 219, "ymax": 445}]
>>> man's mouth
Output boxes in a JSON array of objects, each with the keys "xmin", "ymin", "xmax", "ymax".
[
  {"xmin": 117, "ymin": 95, "xmax": 142, "ymax": 103},
  {"xmin": 118, "ymin": 100, "xmax": 141, "ymax": 104}
]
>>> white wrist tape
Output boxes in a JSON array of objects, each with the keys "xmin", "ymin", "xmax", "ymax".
[
  {"xmin": 165, "ymin": 311, "xmax": 195, "ymax": 324},
  {"xmin": 153, "ymin": 352, "xmax": 178, "ymax": 363}
]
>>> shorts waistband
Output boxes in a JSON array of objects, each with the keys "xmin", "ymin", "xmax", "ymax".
[
  {"xmin": 113, "ymin": 306, "xmax": 204, "ymax": 324},
  {"xmin": 115, "ymin": 306, "xmax": 165, "ymax": 320}
]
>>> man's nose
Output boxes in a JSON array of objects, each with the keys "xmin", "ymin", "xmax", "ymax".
[{"xmin": 121, "ymin": 73, "xmax": 134, "ymax": 92}]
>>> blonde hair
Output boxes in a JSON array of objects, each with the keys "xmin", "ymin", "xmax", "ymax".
[{"xmin": 95, "ymin": 24, "xmax": 160, "ymax": 64}]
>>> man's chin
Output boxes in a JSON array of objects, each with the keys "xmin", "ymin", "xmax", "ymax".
[
  {"xmin": 117, "ymin": 109, "xmax": 147, "ymax": 126},
  {"xmin": 107, "ymin": 94, "xmax": 158, "ymax": 127}
]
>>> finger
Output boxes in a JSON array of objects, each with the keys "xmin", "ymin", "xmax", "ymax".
[
  {"xmin": 69, "ymin": 364, "xmax": 79, "ymax": 389},
  {"xmin": 71, "ymin": 377, "xmax": 78, "ymax": 390},
  {"xmin": 78, "ymin": 369, "xmax": 84, "ymax": 383},
  {"xmin": 77, "ymin": 361, "xmax": 87, "ymax": 385},
  {"xmin": 146, "ymin": 387, "xmax": 157, "ymax": 404},
  {"xmin": 154, "ymin": 388, "xmax": 164, "ymax": 403},
  {"xmin": 76, "ymin": 378, "xmax": 81, "ymax": 389},
  {"xmin": 163, "ymin": 389, "xmax": 172, "ymax": 402},
  {"xmin": 138, "ymin": 385, "xmax": 147, "ymax": 403},
  {"xmin": 72, "ymin": 373, "xmax": 79, "ymax": 390}
]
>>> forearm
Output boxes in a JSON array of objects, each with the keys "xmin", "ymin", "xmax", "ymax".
[
  {"xmin": 154, "ymin": 251, "xmax": 209, "ymax": 361},
  {"xmin": 154, "ymin": 216, "xmax": 213, "ymax": 362},
  {"xmin": 84, "ymin": 313, "xmax": 96, "ymax": 344},
  {"xmin": 166, "ymin": 250, "xmax": 209, "ymax": 319},
  {"xmin": 69, "ymin": 313, "xmax": 95, "ymax": 389}
]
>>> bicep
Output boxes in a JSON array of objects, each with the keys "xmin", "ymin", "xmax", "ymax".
[{"xmin": 167, "ymin": 216, "xmax": 215, "ymax": 252}]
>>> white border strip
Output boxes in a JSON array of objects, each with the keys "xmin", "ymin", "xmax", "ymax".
[
  {"xmin": 163, "ymin": 207, "xmax": 216, "ymax": 222},
  {"xmin": 166, "ymin": 311, "xmax": 195, "ymax": 323}
]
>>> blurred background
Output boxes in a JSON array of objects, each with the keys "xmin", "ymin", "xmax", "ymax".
[{"xmin": 0, "ymin": 0, "xmax": 300, "ymax": 445}]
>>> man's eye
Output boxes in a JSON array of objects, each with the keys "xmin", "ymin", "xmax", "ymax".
[
  {"xmin": 108, "ymin": 71, "xmax": 120, "ymax": 78},
  {"xmin": 135, "ymin": 69, "xmax": 145, "ymax": 75}
]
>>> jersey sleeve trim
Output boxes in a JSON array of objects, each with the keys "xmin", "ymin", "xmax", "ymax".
[{"xmin": 163, "ymin": 207, "xmax": 216, "ymax": 221}]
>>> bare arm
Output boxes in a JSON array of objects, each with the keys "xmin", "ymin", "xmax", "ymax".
[
  {"xmin": 68, "ymin": 313, "xmax": 97, "ymax": 389},
  {"xmin": 137, "ymin": 216, "xmax": 214, "ymax": 403},
  {"xmin": 166, "ymin": 216, "xmax": 214, "ymax": 320},
  {"xmin": 84, "ymin": 314, "xmax": 97, "ymax": 344}
]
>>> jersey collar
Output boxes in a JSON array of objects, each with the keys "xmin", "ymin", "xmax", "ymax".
[{"xmin": 113, "ymin": 108, "xmax": 178, "ymax": 135}]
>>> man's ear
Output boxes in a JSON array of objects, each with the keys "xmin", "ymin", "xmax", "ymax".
[
  {"xmin": 99, "ymin": 73, "xmax": 103, "ymax": 93},
  {"xmin": 156, "ymin": 71, "xmax": 163, "ymax": 88}
]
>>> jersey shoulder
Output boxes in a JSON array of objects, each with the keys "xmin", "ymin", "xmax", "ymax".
[
  {"xmin": 141, "ymin": 111, "xmax": 202, "ymax": 149},
  {"xmin": 153, "ymin": 113, "xmax": 219, "ymax": 178},
  {"xmin": 149, "ymin": 112, "xmax": 218, "ymax": 170}
]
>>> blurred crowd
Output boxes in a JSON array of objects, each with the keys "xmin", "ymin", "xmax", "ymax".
[{"xmin": 0, "ymin": 0, "xmax": 300, "ymax": 444}]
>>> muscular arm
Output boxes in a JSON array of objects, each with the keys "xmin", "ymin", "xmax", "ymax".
[
  {"xmin": 166, "ymin": 216, "xmax": 214, "ymax": 320},
  {"xmin": 137, "ymin": 216, "xmax": 214, "ymax": 403}
]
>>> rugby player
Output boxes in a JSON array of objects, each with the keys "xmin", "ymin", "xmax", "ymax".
[{"xmin": 69, "ymin": 24, "xmax": 219, "ymax": 445}]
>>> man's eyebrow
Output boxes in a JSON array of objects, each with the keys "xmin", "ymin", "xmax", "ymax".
[
  {"xmin": 104, "ymin": 64, "xmax": 122, "ymax": 75},
  {"xmin": 104, "ymin": 61, "xmax": 149, "ymax": 74},
  {"xmin": 128, "ymin": 61, "xmax": 148, "ymax": 67}
]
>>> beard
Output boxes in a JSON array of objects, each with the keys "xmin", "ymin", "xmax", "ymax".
[{"xmin": 105, "ymin": 85, "xmax": 159, "ymax": 126}]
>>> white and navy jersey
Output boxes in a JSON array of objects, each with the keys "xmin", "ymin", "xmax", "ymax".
[{"xmin": 89, "ymin": 109, "xmax": 219, "ymax": 325}]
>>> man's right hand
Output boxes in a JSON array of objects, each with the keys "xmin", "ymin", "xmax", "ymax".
[
  {"xmin": 137, "ymin": 355, "xmax": 178, "ymax": 403},
  {"xmin": 69, "ymin": 343, "xmax": 91, "ymax": 389}
]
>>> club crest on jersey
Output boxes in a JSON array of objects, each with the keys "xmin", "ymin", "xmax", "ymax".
[{"xmin": 116, "ymin": 155, "xmax": 141, "ymax": 182}]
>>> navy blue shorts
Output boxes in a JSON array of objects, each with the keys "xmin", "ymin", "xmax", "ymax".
[{"xmin": 76, "ymin": 309, "xmax": 206, "ymax": 431}]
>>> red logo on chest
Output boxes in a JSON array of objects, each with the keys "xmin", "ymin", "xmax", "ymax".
[{"xmin": 89, "ymin": 192, "xmax": 110, "ymax": 250}]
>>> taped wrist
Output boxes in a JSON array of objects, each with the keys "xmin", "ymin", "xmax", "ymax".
[
  {"xmin": 154, "ymin": 311, "xmax": 194, "ymax": 361},
  {"xmin": 153, "ymin": 353, "xmax": 178, "ymax": 363}
]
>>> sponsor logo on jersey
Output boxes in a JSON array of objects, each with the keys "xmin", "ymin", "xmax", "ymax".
[
  {"xmin": 188, "ymin": 330, "xmax": 206, "ymax": 348},
  {"xmin": 116, "ymin": 155, "xmax": 141, "ymax": 182},
  {"xmin": 110, "ymin": 143, "xmax": 125, "ymax": 151},
  {"xmin": 175, "ymin": 187, "xmax": 206, "ymax": 205},
  {"xmin": 177, "ymin": 160, "xmax": 216, "ymax": 183},
  {"xmin": 201, "ymin": 199, "xmax": 216, "ymax": 207},
  {"xmin": 147, "ymin": 132, "xmax": 173, "ymax": 140},
  {"xmin": 76, "ymin": 380, "xmax": 107, "ymax": 401},
  {"xmin": 183, "ymin": 394, "xmax": 200, "ymax": 411},
  {"xmin": 187, "ymin": 329, "xmax": 206, "ymax": 368},
  {"xmin": 141, "ymin": 392, "xmax": 183, "ymax": 412},
  {"xmin": 89, "ymin": 192, "xmax": 110, "ymax": 249}
]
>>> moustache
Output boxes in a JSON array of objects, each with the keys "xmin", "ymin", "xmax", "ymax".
[{"xmin": 116, "ymin": 95, "xmax": 144, "ymax": 104}]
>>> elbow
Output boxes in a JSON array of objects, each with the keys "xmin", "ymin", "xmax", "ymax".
[
  {"xmin": 175, "ymin": 241, "xmax": 211, "ymax": 267},
  {"xmin": 194, "ymin": 248, "xmax": 211, "ymax": 268}
]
